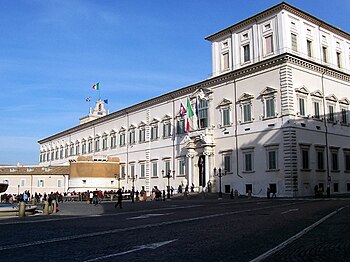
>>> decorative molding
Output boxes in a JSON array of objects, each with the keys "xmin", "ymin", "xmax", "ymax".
[
  {"xmin": 326, "ymin": 94, "xmax": 338, "ymax": 102},
  {"xmin": 260, "ymin": 86, "xmax": 277, "ymax": 96},
  {"xmin": 295, "ymin": 85, "xmax": 310, "ymax": 94},
  {"xmin": 339, "ymin": 97, "xmax": 349, "ymax": 105},
  {"xmin": 216, "ymin": 98, "xmax": 232, "ymax": 108},
  {"xmin": 237, "ymin": 93, "xmax": 254, "ymax": 102},
  {"xmin": 310, "ymin": 90, "xmax": 323, "ymax": 98}
]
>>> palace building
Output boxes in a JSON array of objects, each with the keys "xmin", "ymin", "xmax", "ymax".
[{"xmin": 37, "ymin": 2, "xmax": 350, "ymax": 197}]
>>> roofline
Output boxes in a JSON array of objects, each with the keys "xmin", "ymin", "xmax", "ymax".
[{"xmin": 205, "ymin": 2, "xmax": 350, "ymax": 42}]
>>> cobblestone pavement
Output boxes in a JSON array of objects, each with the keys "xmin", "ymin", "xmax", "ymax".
[
  {"xmin": 265, "ymin": 204, "xmax": 350, "ymax": 262},
  {"xmin": 0, "ymin": 196, "xmax": 349, "ymax": 261}
]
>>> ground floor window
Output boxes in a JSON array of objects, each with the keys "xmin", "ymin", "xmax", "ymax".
[
  {"xmin": 333, "ymin": 183, "xmax": 339, "ymax": 192},
  {"xmin": 318, "ymin": 183, "xmax": 324, "ymax": 192},
  {"xmin": 224, "ymin": 185, "xmax": 230, "ymax": 193},
  {"xmin": 245, "ymin": 184, "xmax": 252, "ymax": 194}
]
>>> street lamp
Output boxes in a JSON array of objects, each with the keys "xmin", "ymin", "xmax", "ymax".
[
  {"xmin": 162, "ymin": 170, "xmax": 172, "ymax": 199},
  {"xmin": 131, "ymin": 173, "xmax": 137, "ymax": 189},
  {"xmin": 213, "ymin": 168, "xmax": 227, "ymax": 199}
]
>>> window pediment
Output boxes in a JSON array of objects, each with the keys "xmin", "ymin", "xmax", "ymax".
[
  {"xmin": 189, "ymin": 88, "xmax": 212, "ymax": 100},
  {"xmin": 128, "ymin": 124, "xmax": 136, "ymax": 130},
  {"xmin": 138, "ymin": 121, "xmax": 147, "ymax": 127},
  {"xmin": 326, "ymin": 94, "xmax": 338, "ymax": 102},
  {"xmin": 339, "ymin": 97, "xmax": 349, "ymax": 105},
  {"xmin": 150, "ymin": 118, "xmax": 159, "ymax": 124},
  {"xmin": 260, "ymin": 86, "xmax": 277, "ymax": 96},
  {"xmin": 295, "ymin": 85, "xmax": 309, "ymax": 94},
  {"xmin": 310, "ymin": 90, "xmax": 323, "ymax": 98},
  {"xmin": 119, "ymin": 127, "xmax": 126, "ymax": 133},
  {"xmin": 162, "ymin": 114, "xmax": 172, "ymax": 122},
  {"xmin": 238, "ymin": 93, "xmax": 254, "ymax": 102},
  {"xmin": 216, "ymin": 98, "xmax": 232, "ymax": 108}
]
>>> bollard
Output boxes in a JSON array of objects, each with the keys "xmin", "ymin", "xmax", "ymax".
[
  {"xmin": 52, "ymin": 200, "xmax": 57, "ymax": 214},
  {"xmin": 43, "ymin": 200, "xmax": 49, "ymax": 215},
  {"xmin": 33, "ymin": 197, "xmax": 37, "ymax": 205},
  {"xmin": 19, "ymin": 201, "xmax": 26, "ymax": 218}
]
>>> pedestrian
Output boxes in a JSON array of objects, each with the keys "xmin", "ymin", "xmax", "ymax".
[
  {"xmin": 184, "ymin": 184, "xmax": 189, "ymax": 198},
  {"xmin": 178, "ymin": 184, "xmax": 182, "ymax": 194},
  {"xmin": 230, "ymin": 189, "xmax": 234, "ymax": 199},
  {"xmin": 23, "ymin": 191, "xmax": 28, "ymax": 204},
  {"xmin": 131, "ymin": 187, "xmax": 135, "ymax": 203},
  {"xmin": 114, "ymin": 188, "xmax": 123, "ymax": 209},
  {"xmin": 326, "ymin": 185, "xmax": 330, "ymax": 198},
  {"xmin": 267, "ymin": 187, "xmax": 271, "ymax": 199},
  {"xmin": 191, "ymin": 183, "xmax": 194, "ymax": 193},
  {"xmin": 93, "ymin": 189, "xmax": 99, "ymax": 206},
  {"xmin": 271, "ymin": 188, "xmax": 277, "ymax": 198},
  {"xmin": 314, "ymin": 185, "xmax": 319, "ymax": 198},
  {"xmin": 135, "ymin": 190, "xmax": 139, "ymax": 201}
]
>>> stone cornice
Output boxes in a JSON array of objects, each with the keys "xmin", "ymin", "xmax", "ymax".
[
  {"xmin": 205, "ymin": 2, "xmax": 350, "ymax": 42},
  {"xmin": 38, "ymin": 52, "xmax": 350, "ymax": 144}
]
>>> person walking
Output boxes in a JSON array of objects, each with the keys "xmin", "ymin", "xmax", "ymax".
[
  {"xmin": 131, "ymin": 187, "xmax": 135, "ymax": 203},
  {"xmin": 114, "ymin": 188, "xmax": 123, "ymax": 209}
]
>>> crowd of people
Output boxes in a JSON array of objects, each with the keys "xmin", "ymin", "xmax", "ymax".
[{"xmin": 0, "ymin": 183, "xmax": 199, "ymax": 205}]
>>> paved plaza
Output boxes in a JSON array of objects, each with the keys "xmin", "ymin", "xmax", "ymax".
[{"xmin": 0, "ymin": 194, "xmax": 349, "ymax": 261}]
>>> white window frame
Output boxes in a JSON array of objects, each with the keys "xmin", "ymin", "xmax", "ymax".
[
  {"xmin": 340, "ymin": 106, "xmax": 349, "ymax": 125},
  {"xmin": 266, "ymin": 145, "xmax": 279, "ymax": 171},
  {"xmin": 37, "ymin": 179, "xmax": 44, "ymax": 188},
  {"xmin": 291, "ymin": 32, "xmax": 298, "ymax": 52},
  {"xmin": 242, "ymin": 148, "xmax": 254, "ymax": 173},
  {"xmin": 264, "ymin": 96, "xmax": 276, "ymax": 119},
  {"xmin": 152, "ymin": 162, "xmax": 158, "ymax": 177},
  {"xmin": 178, "ymin": 158, "xmax": 185, "ymax": 176},
  {"xmin": 263, "ymin": 34, "xmax": 274, "ymax": 56},
  {"xmin": 139, "ymin": 127, "xmax": 146, "ymax": 143},
  {"xmin": 140, "ymin": 162, "xmax": 145, "ymax": 178},
  {"xmin": 297, "ymin": 95, "xmax": 307, "ymax": 117},
  {"xmin": 163, "ymin": 121, "xmax": 172, "ymax": 138},
  {"xmin": 327, "ymin": 103, "xmax": 336, "ymax": 123},
  {"xmin": 119, "ymin": 132, "xmax": 126, "ymax": 146},
  {"xmin": 223, "ymin": 153, "xmax": 232, "ymax": 173},
  {"xmin": 151, "ymin": 124, "xmax": 159, "ymax": 140},
  {"xmin": 102, "ymin": 134, "xmax": 108, "ymax": 150},
  {"xmin": 110, "ymin": 132, "xmax": 116, "ymax": 148},
  {"xmin": 242, "ymin": 102, "xmax": 252, "ymax": 123},
  {"xmin": 330, "ymin": 148, "xmax": 339, "ymax": 171},
  {"xmin": 94, "ymin": 136, "xmax": 100, "ymax": 152},
  {"xmin": 129, "ymin": 129, "xmax": 136, "ymax": 145}
]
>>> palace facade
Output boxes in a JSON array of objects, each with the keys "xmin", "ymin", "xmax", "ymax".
[{"xmin": 37, "ymin": 3, "xmax": 350, "ymax": 197}]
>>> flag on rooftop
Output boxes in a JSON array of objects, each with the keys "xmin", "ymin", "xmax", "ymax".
[
  {"xmin": 104, "ymin": 99, "xmax": 108, "ymax": 104},
  {"xmin": 86, "ymin": 96, "xmax": 91, "ymax": 102},
  {"xmin": 92, "ymin": 83, "xmax": 99, "ymax": 90}
]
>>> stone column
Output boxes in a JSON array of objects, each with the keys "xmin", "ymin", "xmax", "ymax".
[{"xmin": 186, "ymin": 151, "xmax": 195, "ymax": 188}]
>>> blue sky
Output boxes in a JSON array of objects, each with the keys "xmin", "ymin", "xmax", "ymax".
[{"xmin": 1, "ymin": 0, "xmax": 349, "ymax": 165}]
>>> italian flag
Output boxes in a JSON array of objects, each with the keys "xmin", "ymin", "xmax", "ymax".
[{"xmin": 92, "ymin": 83, "xmax": 99, "ymax": 90}]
